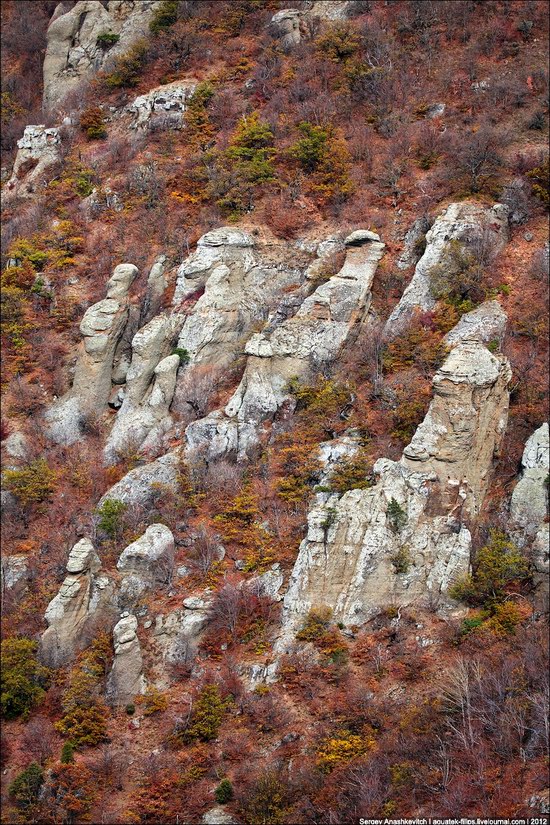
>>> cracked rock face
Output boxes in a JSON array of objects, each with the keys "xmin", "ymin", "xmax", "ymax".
[
  {"xmin": 125, "ymin": 80, "xmax": 197, "ymax": 129},
  {"xmin": 279, "ymin": 341, "xmax": 511, "ymax": 638},
  {"xmin": 117, "ymin": 524, "xmax": 175, "ymax": 597},
  {"xmin": 106, "ymin": 614, "xmax": 145, "ymax": 704},
  {"xmin": 443, "ymin": 300, "xmax": 507, "ymax": 347},
  {"xmin": 511, "ymin": 423, "xmax": 549, "ymax": 538},
  {"xmin": 45, "ymin": 264, "xmax": 137, "ymax": 445},
  {"xmin": 385, "ymin": 202, "xmax": 509, "ymax": 336},
  {"xmin": 43, "ymin": 0, "xmax": 162, "ymax": 111},
  {"xmin": 186, "ymin": 232, "xmax": 384, "ymax": 460},
  {"xmin": 4, "ymin": 126, "xmax": 61, "ymax": 201},
  {"xmin": 40, "ymin": 539, "xmax": 116, "ymax": 666},
  {"xmin": 270, "ymin": 9, "xmax": 302, "ymax": 50}
]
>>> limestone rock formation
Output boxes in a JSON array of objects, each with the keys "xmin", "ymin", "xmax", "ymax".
[
  {"xmin": 125, "ymin": 80, "xmax": 197, "ymax": 129},
  {"xmin": 43, "ymin": 0, "xmax": 162, "ymax": 111},
  {"xmin": 186, "ymin": 231, "xmax": 384, "ymax": 460},
  {"xmin": 270, "ymin": 9, "xmax": 303, "ymax": 50},
  {"xmin": 106, "ymin": 614, "xmax": 145, "ymax": 704},
  {"xmin": 3, "ymin": 126, "xmax": 61, "ymax": 201},
  {"xmin": 45, "ymin": 264, "xmax": 137, "ymax": 444},
  {"xmin": 280, "ymin": 341, "xmax": 512, "ymax": 638},
  {"xmin": 443, "ymin": 300, "xmax": 507, "ymax": 347},
  {"xmin": 40, "ymin": 538, "xmax": 116, "ymax": 666},
  {"xmin": 385, "ymin": 202, "xmax": 509, "ymax": 335},
  {"xmin": 97, "ymin": 449, "xmax": 181, "ymax": 508},
  {"xmin": 0, "ymin": 555, "xmax": 30, "ymax": 598},
  {"xmin": 511, "ymin": 423, "xmax": 549, "ymax": 539},
  {"xmin": 152, "ymin": 592, "xmax": 213, "ymax": 673},
  {"xmin": 117, "ymin": 524, "xmax": 175, "ymax": 580},
  {"xmin": 396, "ymin": 215, "xmax": 432, "ymax": 271}
]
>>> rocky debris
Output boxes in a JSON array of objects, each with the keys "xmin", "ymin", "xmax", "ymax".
[
  {"xmin": 174, "ymin": 228, "xmax": 306, "ymax": 370},
  {"xmin": 3, "ymin": 126, "xmax": 61, "ymax": 201},
  {"xmin": 125, "ymin": 80, "xmax": 197, "ymax": 129},
  {"xmin": 316, "ymin": 432, "xmax": 362, "ymax": 487},
  {"xmin": 43, "ymin": 0, "xmax": 162, "ymax": 111},
  {"xmin": 106, "ymin": 614, "xmax": 145, "ymax": 705},
  {"xmin": 511, "ymin": 423, "xmax": 549, "ymax": 541},
  {"xmin": 279, "ymin": 342, "xmax": 511, "ymax": 637},
  {"xmin": 45, "ymin": 264, "xmax": 137, "ymax": 444},
  {"xmin": 396, "ymin": 215, "xmax": 432, "ymax": 270},
  {"xmin": 443, "ymin": 301, "xmax": 507, "ymax": 347},
  {"xmin": 40, "ymin": 539, "xmax": 116, "ymax": 666},
  {"xmin": 201, "ymin": 806, "xmax": 240, "ymax": 825},
  {"xmin": 3, "ymin": 431, "xmax": 30, "ymax": 462},
  {"xmin": 385, "ymin": 202, "xmax": 509, "ymax": 336},
  {"xmin": 426, "ymin": 102, "xmax": 446, "ymax": 118},
  {"xmin": 185, "ymin": 231, "xmax": 384, "ymax": 461},
  {"xmin": 97, "ymin": 449, "xmax": 181, "ymax": 508},
  {"xmin": 1, "ymin": 555, "xmax": 30, "ymax": 598},
  {"xmin": 270, "ymin": 9, "xmax": 303, "ymax": 50}
]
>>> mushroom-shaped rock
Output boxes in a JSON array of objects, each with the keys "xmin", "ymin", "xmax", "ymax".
[{"xmin": 65, "ymin": 537, "xmax": 100, "ymax": 574}]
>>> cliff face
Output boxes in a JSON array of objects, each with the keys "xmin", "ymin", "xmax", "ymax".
[{"xmin": 280, "ymin": 340, "xmax": 512, "ymax": 637}]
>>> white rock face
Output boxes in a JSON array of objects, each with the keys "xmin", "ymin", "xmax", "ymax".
[
  {"xmin": 0, "ymin": 555, "xmax": 30, "ymax": 597},
  {"xmin": 97, "ymin": 449, "xmax": 181, "ymax": 507},
  {"xmin": 40, "ymin": 538, "xmax": 115, "ymax": 666},
  {"xmin": 186, "ymin": 232, "xmax": 385, "ymax": 460},
  {"xmin": 45, "ymin": 264, "xmax": 137, "ymax": 444},
  {"xmin": 396, "ymin": 215, "xmax": 431, "ymax": 270},
  {"xmin": 279, "ymin": 341, "xmax": 512, "ymax": 638},
  {"xmin": 385, "ymin": 202, "xmax": 509, "ymax": 335},
  {"xmin": 270, "ymin": 9, "xmax": 302, "ymax": 50},
  {"xmin": 152, "ymin": 591, "xmax": 214, "ymax": 674},
  {"xmin": 43, "ymin": 0, "xmax": 162, "ymax": 111},
  {"xmin": 126, "ymin": 80, "xmax": 197, "ymax": 129},
  {"xmin": 511, "ymin": 423, "xmax": 549, "ymax": 537},
  {"xmin": 106, "ymin": 614, "xmax": 145, "ymax": 704},
  {"xmin": 3, "ymin": 126, "xmax": 61, "ymax": 201},
  {"xmin": 443, "ymin": 300, "xmax": 507, "ymax": 347},
  {"xmin": 117, "ymin": 524, "xmax": 175, "ymax": 577}
]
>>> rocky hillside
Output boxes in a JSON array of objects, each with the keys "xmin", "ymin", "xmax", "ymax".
[{"xmin": 1, "ymin": 2, "xmax": 549, "ymax": 823}]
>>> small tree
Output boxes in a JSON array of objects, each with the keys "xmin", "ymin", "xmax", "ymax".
[
  {"xmin": 95, "ymin": 498, "xmax": 127, "ymax": 540},
  {"xmin": 3, "ymin": 458, "xmax": 57, "ymax": 508},
  {"xmin": 79, "ymin": 106, "xmax": 107, "ymax": 140},
  {"xmin": 450, "ymin": 531, "xmax": 530, "ymax": 607},
  {"xmin": 1, "ymin": 637, "xmax": 51, "ymax": 719},
  {"xmin": 386, "ymin": 498, "xmax": 407, "ymax": 533},
  {"xmin": 183, "ymin": 684, "xmax": 230, "ymax": 743},
  {"xmin": 8, "ymin": 762, "xmax": 44, "ymax": 809},
  {"xmin": 60, "ymin": 741, "xmax": 75, "ymax": 764},
  {"xmin": 215, "ymin": 778, "xmax": 234, "ymax": 804},
  {"xmin": 149, "ymin": 0, "xmax": 178, "ymax": 34}
]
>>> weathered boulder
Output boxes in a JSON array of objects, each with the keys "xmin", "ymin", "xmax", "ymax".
[
  {"xmin": 117, "ymin": 524, "xmax": 175, "ymax": 580},
  {"xmin": 125, "ymin": 80, "xmax": 197, "ymax": 129},
  {"xmin": 443, "ymin": 300, "xmax": 507, "ymax": 347},
  {"xmin": 186, "ymin": 231, "xmax": 384, "ymax": 460},
  {"xmin": 0, "ymin": 555, "xmax": 30, "ymax": 598},
  {"xmin": 385, "ymin": 202, "xmax": 509, "ymax": 335},
  {"xmin": 270, "ymin": 9, "xmax": 302, "ymax": 50},
  {"xmin": 3, "ymin": 126, "xmax": 61, "ymax": 201},
  {"xmin": 97, "ymin": 449, "xmax": 181, "ymax": 508},
  {"xmin": 40, "ymin": 539, "xmax": 116, "ymax": 666},
  {"xmin": 43, "ymin": 0, "xmax": 162, "ymax": 111},
  {"xmin": 309, "ymin": 1, "xmax": 353, "ymax": 20},
  {"xmin": 106, "ymin": 614, "xmax": 145, "ymax": 704},
  {"xmin": 45, "ymin": 264, "xmax": 137, "ymax": 444},
  {"xmin": 279, "ymin": 341, "xmax": 511, "ymax": 638}
]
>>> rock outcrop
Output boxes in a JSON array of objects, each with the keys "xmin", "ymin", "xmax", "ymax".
[
  {"xmin": 280, "ymin": 341, "xmax": 512, "ymax": 638},
  {"xmin": 186, "ymin": 231, "xmax": 384, "ymax": 460},
  {"xmin": 40, "ymin": 538, "xmax": 116, "ymax": 666},
  {"xmin": 97, "ymin": 449, "xmax": 181, "ymax": 508},
  {"xmin": 117, "ymin": 524, "xmax": 175, "ymax": 607},
  {"xmin": 385, "ymin": 202, "xmax": 509, "ymax": 335},
  {"xmin": 443, "ymin": 300, "xmax": 507, "ymax": 347},
  {"xmin": 270, "ymin": 9, "xmax": 303, "ymax": 50},
  {"xmin": 106, "ymin": 613, "xmax": 145, "ymax": 704},
  {"xmin": 45, "ymin": 263, "xmax": 137, "ymax": 444},
  {"xmin": 125, "ymin": 80, "xmax": 197, "ymax": 130},
  {"xmin": 43, "ymin": 0, "xmax": 162, "ymax": 111},
  {"xmin": 0, "ymin": 555, "xmax": 30, "ymax": 599},
  {"xmin": 3, "ymin": 126, "xmax": 61, "ymax": 201}
]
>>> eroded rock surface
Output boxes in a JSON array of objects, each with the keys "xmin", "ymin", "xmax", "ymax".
[
  {"xmin": 280, "ymin": 341, "xmax": 512, "ymax": 638},
  {"xmin": 385, "ymin": 202, "xmax": 509, "ymax": 335},
  {"xmin": 443, "ymin": 300, "xmax": 507, "ymax": 347},
  {"xmin": 43, "ymin": 0, "xmax": 162, "ymax": 111},
  {"xmin": 40, "ymin": 538, "xmax": 116, "ymax": 666},
  {"xmin": 45, "ymin": 263, "xmax": 137, "ymax": 444},
  {"xmin": 126, "ymin": 80, "xmax": 197, "ymax": 129},
  {"xmin": 4, "ymin": 126, "xmax": 61, "ymax": 201},
  {"xmin": 106, "ymin": 614, "xmax": 145, "ymax": 704}
]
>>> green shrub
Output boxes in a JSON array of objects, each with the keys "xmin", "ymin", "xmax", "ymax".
[
  {"xmin": 96, "ymin": 31, "xmax": 120, "ymax": 48},
  {"xmin": 386, "ymin": 498, "xmax": 407, "ymax": 533},
  {"xmin": 8, "ymin": 762, "xmax": 44, "ymax": 808},
  {"xmin": 60, "ymin": 741, "xmax": 75, "ymax": 764},
  {"xmin": 103, "ymin": 39, "xmax": 148, "ymax": 88},
  {"xmin": 125, "ymin": 703, "xmax": 136, "ymax": 716},
  {"xmin": 184, "ymin": 684, "xmax": 230, "ymax": 743},
  {"xmin": 1, "ymin": 638, "xmax": 51, "ymax": 720},
  {"xmin": 289, "ymin": 121, "xmax": 354, "ymax": 204},
  {"xmin": 95, "ymin": 498, "xmax": 127, "ymax": 539},
  {"xmin": 215, "ymin": 778, "xmax": 234, "ymax": 804},
  {"xmin": 149, "ymin": 1, "xmax": 178, "ymax": 34},
  {"xmin": 450, "ymin": 530, "xmax": 530, "ymax": 607},
  {"xmin": 172, "ymin": 346, "xmax": 190, "ymax": 366},
  {"xmin": 2, "ymin": 458, "xmax": 57, "ymax": 507}
]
